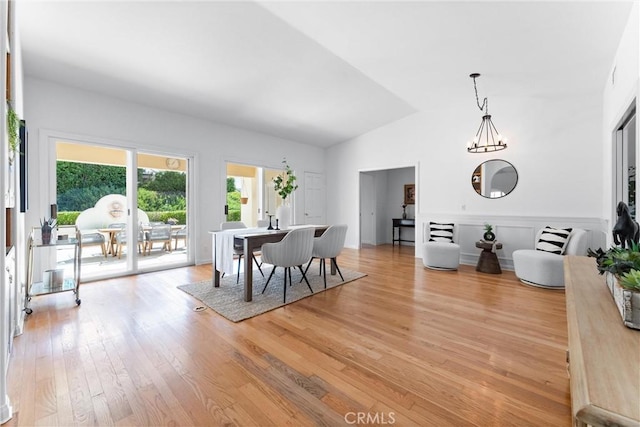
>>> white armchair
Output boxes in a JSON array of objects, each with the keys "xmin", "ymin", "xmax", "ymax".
[
  {"xmin": 512, "ymin": 228, "xmax": 588, "ymax": 289},
  {"xmin": 422, "ymin": 222, "xmax": 460, "ymax": 270},
  {"xmin": 261, "ymin": 227, "xmax": 315, "ymax": 302}
]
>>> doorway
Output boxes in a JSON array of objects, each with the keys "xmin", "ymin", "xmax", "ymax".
[
  {"xmin": 359, "ymin": 166, "xmax": 417, "ymax": 248},
  {"xmin": 226, "ymin": 162, "xmax": 325, "ymax": 228}
]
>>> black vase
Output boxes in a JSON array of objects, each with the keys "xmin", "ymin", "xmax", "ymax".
[{"xmin": 483, "ymin": 231, "xmax": 495, "ymax": 242}]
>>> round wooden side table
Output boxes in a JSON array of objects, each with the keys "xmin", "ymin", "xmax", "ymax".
[{"xmin": 475, "ymin": 241, "xmax": 503, "ymax": 274}]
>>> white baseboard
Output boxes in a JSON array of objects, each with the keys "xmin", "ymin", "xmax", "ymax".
[{"xmin": 0, "ymin": 398, "xmax": 12, "ymax": 424}]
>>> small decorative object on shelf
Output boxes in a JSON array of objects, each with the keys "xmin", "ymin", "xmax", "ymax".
[
  {"xmin": 267, "ymin": 214, "xmax": 274, "ymax": 230},
  {"xmin": 40, "ymin": 217, "xmax": 57, "ymax": 245},
  {"xmin": 483, "ymin": 223, "xmax": 495, "ymax": 241},
  {"xmin": 402, "ymin": 204, "xmax": 407, "ymax": 219},
  {"xmin": 612, "ymin": 201, "xmax": 639, "ymax": 249}
]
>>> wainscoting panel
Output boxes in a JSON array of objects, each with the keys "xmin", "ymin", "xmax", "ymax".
[{"xmin": 417, "ymin": 214, "xmax": 607, "ymax": 271}]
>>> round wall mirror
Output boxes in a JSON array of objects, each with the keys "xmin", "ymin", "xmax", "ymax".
[{"xmin": 471, "ymin": 159, "xmax": 518, "ymax": 199}]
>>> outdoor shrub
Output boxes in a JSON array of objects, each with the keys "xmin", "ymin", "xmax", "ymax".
[{"xmin": 57, "ymin": 211, "xmax": 80, "ymax": 226}]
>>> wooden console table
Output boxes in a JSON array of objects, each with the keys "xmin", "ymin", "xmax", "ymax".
[
  {"xmin": 564, "ymin": 256, "xmax": 639, "ymax": 427},
  {"xmin": 392, "ymin": 218, "xmax": 415, "ymax": 246}
]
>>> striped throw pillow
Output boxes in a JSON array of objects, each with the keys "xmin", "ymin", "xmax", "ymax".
[
  {"xmin": 536, "ymin": 227, "xmax": 573, "ymax": 254},
  {"xmin": 429, "ymin": 222, "xmax": 455, "ymax": 243}
]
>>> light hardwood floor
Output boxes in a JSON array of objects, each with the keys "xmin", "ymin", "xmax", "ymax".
[{"xmin": 6, "ymin": 245, "xmax": 571, "ymax": 426}]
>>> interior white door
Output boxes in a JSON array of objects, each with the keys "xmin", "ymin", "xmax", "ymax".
[
  {"xmin": 360, "ymin": 173, "xmax": 375, "ymax": 245},
  {"xmin": 304, "ymin": 171, "xmax": 325, "ymax": 225}
]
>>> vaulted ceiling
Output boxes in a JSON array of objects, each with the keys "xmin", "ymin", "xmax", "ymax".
[{"xmin": 17, "ymin": 1, "xmax": 634, "ymax": 147}]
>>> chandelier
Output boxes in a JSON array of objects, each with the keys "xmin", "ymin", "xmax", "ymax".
[{"xmin": 466, "ymin": 73, "xmax": 507, "ymax": 153}]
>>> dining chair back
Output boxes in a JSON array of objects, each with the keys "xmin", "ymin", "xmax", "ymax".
[
  {"xmin": 220, "ymin": 221, "xmax": 264, "ymax": 282},
  {"xmin": 303, "ymin": 224, "xmax": 348, "ymax": 288},
  {"xmin": 261, "ymin": 227, "xmax": 315, "ymax": 302}
]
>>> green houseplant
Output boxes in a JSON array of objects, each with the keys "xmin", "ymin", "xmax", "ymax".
[
  {"xmin": 273, "ymin": 158, "xmax": 298, "ymax": 201},
  {"xmin": 483, "ymin": 223, "xmax": 495, "ymax": 242},
  {"xmin": 272, "ymin": 158, "xmax": 297, "ymax": 229},
  {"xmin": 589, "ymin": 244, "xmax": 640, "ymax": 329},
  {"xmin": 6, "ymin": 104, "xmax": 20, "ymax": 164},
  {"xmin": 590, "ymin": 244, "xmax": 640, "ymax": 291}
]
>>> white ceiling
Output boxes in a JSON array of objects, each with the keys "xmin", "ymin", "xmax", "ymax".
[{"xmin": 17, "ymin": 1, "xmax": 634, "ymax": 147}]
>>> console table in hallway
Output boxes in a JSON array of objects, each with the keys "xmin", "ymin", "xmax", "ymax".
[{"xmin": 392, "ymin": 218, "xmax": 415, "ymax": 246}]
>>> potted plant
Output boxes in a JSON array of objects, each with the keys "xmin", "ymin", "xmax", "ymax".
[
  {"xmin": 6, "ymin": 103, "xmax": 20, "ymax": 165},
  {"xmin": 589, "ymin": 245, "xmax": 640, "ymax": 329},
  {"xmin": 40, "ymin": 217, "xmax": 57, "ymax": 245},
  {"xmin": 273, "ymin": 158, "xmax": 298, "ymax": 229},
  {"xmin": 483, "ymin": 223, "xmax": 495, "ymax": 241},
  {"xmin": 273, "ymin": 158, "xmax": 298, "ymax": 201}
]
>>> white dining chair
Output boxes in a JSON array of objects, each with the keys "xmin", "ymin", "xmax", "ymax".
[
  {"xmin": 302, "ymin": 224, "xmax": 348, "ymax": 289},
  {"xmin": 261, "ymin": 227, "xmax": 315, "ymax": 302}
]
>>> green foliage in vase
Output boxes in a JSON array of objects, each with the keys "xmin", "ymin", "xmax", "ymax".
[
  {"xmin": 589, "ymin": 242, "xmax": 640, "ymax": 291},
  {"xmin": 619, "ymin": 269, "xmax": 640, "ymax": 291},
  {"xmin": 273, "ymin": 158, "xmax": 298, "ymax": 201},
  {"xmin": 484, "ymin": 223, "xmax": 493, "ymax": 232}
]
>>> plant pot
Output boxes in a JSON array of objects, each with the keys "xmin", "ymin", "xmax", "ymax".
[
  {"xmin": 240, "ymin": 197, "xmax": 249, "ymax": 205},
  {"xmin": 606, "ymin": 272, "xmax": 640, "ymax": 330},
  {"xmin": 41, "ymin": 225, "xmax": 52, "ymax": 245},
  {"xmin": 483, "ymin": 231, "xmax": 495, "ymax": 242}
]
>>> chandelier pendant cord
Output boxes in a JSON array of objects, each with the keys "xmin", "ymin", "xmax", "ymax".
[{"xmin": 472, "ymin": 75, "xmax": 488, "ymax": 114}]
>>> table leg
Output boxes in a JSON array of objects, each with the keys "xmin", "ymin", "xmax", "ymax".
[
  {"xmin": 212, "ymin": 233, "xmax": 220, "ymax": 287},
  {"xmin": 244, "ymin": 238, "xmax": 253, "ymax": 301}
]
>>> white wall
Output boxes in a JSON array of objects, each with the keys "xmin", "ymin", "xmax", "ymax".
[
  {"xmin": 327, "ymin": 87, "xmax": 606, "ymax": 254},
  {"xmin": 23, "ymin": 77, "xmax": 325, "ymax": 265},
  {"xmin": 602, "ymin": 2, "xmax": 640, "ymax": 244}
]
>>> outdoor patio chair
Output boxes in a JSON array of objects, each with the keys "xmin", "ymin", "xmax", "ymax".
[
  {"xmin": 79, "ymin": 232, "xmax": 107, "ymax": 259},
  {"xmin": 115, "ymin": 227, "xmax": 145, "ymax": 259},
  {"xmin": 173, "ymin": 225, "xmax": 187, "ymax": 250},
  {"xmin": 145, "ymin": 224, "xmax": 173, "ymax": 255}
]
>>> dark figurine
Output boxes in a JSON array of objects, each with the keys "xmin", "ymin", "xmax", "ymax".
[{"xmin": 613, "ymin": 201, "xmax": 639, "ymax": 248}]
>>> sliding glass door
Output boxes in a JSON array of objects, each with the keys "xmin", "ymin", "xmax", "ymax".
[
  {"xmin": 614, "ymin": 108, "xmax": 637, "ymax": 219},
  {"xmin": 55, "ymin": 140, "xmax": 191, "ymax": 280}
]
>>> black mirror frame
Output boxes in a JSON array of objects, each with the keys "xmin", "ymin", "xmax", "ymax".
[{"xmin": 471, "ymin": 159, "xmax": 518, "ymax": 199}]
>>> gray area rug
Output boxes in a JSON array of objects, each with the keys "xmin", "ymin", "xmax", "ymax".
[{"xmin": 178, "ymin": 266, "xmax": 366, "ymax": 322}]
